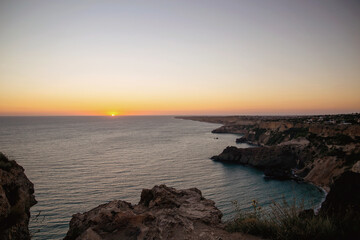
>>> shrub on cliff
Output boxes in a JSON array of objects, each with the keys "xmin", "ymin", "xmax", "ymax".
[
  {"xmin": 283, "ymin": 127, "xmax": 309, "ymax": 140},
  {"xmin": 228, "ymin": 172, "xmax": 360, "ymax": 239},
  {"xmin": 226, "ymin": 198, "xmax": 338, "ymax": 240},
  {"xmin": 325, "ymin": 134, "xmax": 355, "ymax": 145},
  {"xmin": 254, "ymin": 128, "xmax": 267, "ymax": 140},
  {"xmin": 267, "ymin": 132, "xmax": 285, "ymax": 145}
]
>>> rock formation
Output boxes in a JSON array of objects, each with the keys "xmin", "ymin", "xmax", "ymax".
[
  {"xmin": 64, "ymin": 185, "xmax": 256, "ymax": 240},
  {"xmin": 178, "ymin": 114, "xmax": 360, "ymax": 190},
  {"xmin": 319, "ymin": 171, "xmax": 360, "ymax": 219},
  {"xmin": 318, "ymin": 171, "xmax": 360, "ymax": 238},
  {"xmin": 211, "ymin": 146, "xmax": 302, "ymax": 180},
  {"xmin": 0, "ymin": 152, "xmax": 37, "ymax": 240},
  {"xmin": 235, "ymin": 137, "xmax": 248, "ymax": 144}
]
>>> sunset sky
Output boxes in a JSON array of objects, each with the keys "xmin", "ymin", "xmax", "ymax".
[{"xmin": 1, "ymin": 0, "xmax": 360, "ymax": 116}]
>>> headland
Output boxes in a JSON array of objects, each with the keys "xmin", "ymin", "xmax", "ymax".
[{"xmin": 177, "ymin": 114, "xmax": 360, "ymax": 192}]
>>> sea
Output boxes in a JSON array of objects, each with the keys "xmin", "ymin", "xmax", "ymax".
[{"xmin": 0, "ymin": 116, "xmax": 325, "ymax": 239}]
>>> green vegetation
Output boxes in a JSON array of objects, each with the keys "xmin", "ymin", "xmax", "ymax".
[
  {"xmin": 226, "ymin": 198, "xmax": 342, "ymax": 240},
  {"xmin": 284, "ymin": 113, "xmax": 360, "ymax": 125},
  {"xmin": 324, "ymin": 134, "xmax": 355, "ymax": 145},
  {"xmin": 306, "ymin": 133, "xmax": 320, "ymax": 143},
  {"xmin": 327, "ymin": 148, "xmax": 346, "ymax": 158},
  {"xmin": 265, "ymin": 127, "xmax": 309, "ymax": 146},
  {"xmin": 341, "ymin": 114, "xmax": 360, "ymax": 124},
  {"xmin": 306, "ymin": 132, "xmax": 358, "ymax": 159},
  {"xmin": 318, "ymin": 144, "xmax": 329, "ymax": 156},
  {"xmin": 244, "ymin": 125, "xmax": 255, "ymax": 130},
  {"xmin": 254, "ymin": 128, "xmax": 266, "ymax": 140},
  {"xmin": 283, "ymin": 127, "xmax": 309, "ymax": 139},
  {"xmin": 267, "ymin": 132, "xmax": 285, "ymax": 145}
]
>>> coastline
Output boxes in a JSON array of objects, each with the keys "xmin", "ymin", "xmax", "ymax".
[
  {"xmin": 2, "ymin": 115, "xmax": 359, "ymax": 239},
  {"xmin": 176, "ymin": 115, "xmax": 360, "ymax": 193},
  {"xmin": 313, "ymin": 184, "xmax": 328, "ymax": 213},
  {"xmin": 176, "ymin": 115, "xmax": 331, "ymax": 214},
  {"xmin": 177, "ymin": 116, "xmax": 317, "ymax": 186},
  {"xmin": 176, "ymin": 115, "xmax": 360, "ymax": 219}
]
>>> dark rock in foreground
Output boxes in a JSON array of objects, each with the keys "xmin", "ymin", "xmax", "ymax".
[
  {"xmin": 0, "ymin": 152, "xmax": 37, "ymax": 240},
  {"xmin": 211, "ymin": 146, "xmax": 300, "ymax": 180},
  {"xmin": 320, "ymin": 171, "xmax": 360, "ymax": 219},
  {"xmin": 315, "ymin": 171, "xmax": 360, "ymax": 238},
  {"xmin": 64, "ymin": 185, "xmax": 256, "ymax": 240}
]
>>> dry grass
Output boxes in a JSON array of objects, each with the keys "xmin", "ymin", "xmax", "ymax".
[{"xmin": 226, "ymin": 198, "xmax": 339, "ymax": 240}]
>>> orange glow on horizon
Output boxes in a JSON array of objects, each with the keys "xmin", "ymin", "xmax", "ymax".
[
  {"xmin": 1, "ymin": 1, "xmax": 360, "ymax": 117},
  {"xmin": 0, "ymin": 80, "xmax": 359, "ymax": 116}
]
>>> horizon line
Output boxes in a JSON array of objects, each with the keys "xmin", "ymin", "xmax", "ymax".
[{"xmin": 0, "ymin": 112, "xmax": 359, "ymax": 117}]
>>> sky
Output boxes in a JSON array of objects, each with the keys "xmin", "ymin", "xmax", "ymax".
[{"xmin": 1, "ymin": 0, "xmax": 360, "ymax": 116}]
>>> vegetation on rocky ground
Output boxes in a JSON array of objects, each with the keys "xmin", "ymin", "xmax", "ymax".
[{"xmin": 226, "ymin": 197, "xmax": 358, "ymax": 240}]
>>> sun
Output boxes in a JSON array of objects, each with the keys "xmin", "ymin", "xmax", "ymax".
[{"xmin": 107, "ymin": 111, "xmax": 120, "ymax": 117}]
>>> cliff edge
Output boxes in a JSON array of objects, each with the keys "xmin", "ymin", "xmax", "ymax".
[
  {"xmin": 64, "ymin": 185, "xmax": 259, "ymax": 240},
  {"xmin": 179, "ymin": 114, "xmax": 360, "ymax": 191},
  {"xmin": 0, "ymin": 153, "xmax": 37, "ymax": 240}
]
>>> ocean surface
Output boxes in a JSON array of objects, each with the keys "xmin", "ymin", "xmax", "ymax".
[{"xmin": 0, "ymin": 116, "xmax": 325, "ymax": 239}]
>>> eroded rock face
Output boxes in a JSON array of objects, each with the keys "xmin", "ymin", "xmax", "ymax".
[
  {"xmin": 64, "ymin": 185, "xmax": 252, "ymax": 240},
  {"xmin": 211, "ymin": 146, "xmax": 300, "ymax": 180},
  {"xmin": 0, "ymin": 153, "xmax": 37, "ymax": 240},
  {"xmin": 303, "ymin": 157, "xmax": 345, "ymax": 191}
]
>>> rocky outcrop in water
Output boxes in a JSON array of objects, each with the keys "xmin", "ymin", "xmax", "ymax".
[
  {"xmin": 211, "ymin": 146, "xmax": 302, "ymax": 180},
  {"xmin": 0, "ymin": 153, "xmax": 37, "ymax": 240},
  {"xmin": 235, "ymin": 137, "xmax": 248, "ymax": 144},
  {"xmin": 64, "ymin": 185, "xmax": 256, "ymax": 240}
]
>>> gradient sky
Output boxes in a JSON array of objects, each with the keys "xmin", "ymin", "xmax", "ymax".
[{"xmin": 1, "ymin": 0, "xmax": 360, "ymax": 116}]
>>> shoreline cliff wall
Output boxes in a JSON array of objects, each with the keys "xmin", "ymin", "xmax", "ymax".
[
  {"xmin": 0, "ymin": 153, "xmax": 37, "ymax": 240},
  {"xmin": 177, "ymin": 114, "xmax": 360, "ymax": 191}
]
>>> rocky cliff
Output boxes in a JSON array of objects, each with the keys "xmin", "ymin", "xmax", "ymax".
[
  {"xmin": 179, "ymin": 114, "xmax": 360, "ymax": 190},
  {"xmin": 318, "ymin": 171, "xmax": 360, "ymax": 238},
  {"xmin": 64, "ymin": 185, "xmax": 258, "ymax": 240},
  {"xmin": 0, "ymin": 152, "xmax": 37, "ymax": 240},
  {"xmin": 211, "ymin": 146, "xmax": 303, "ymax": 180},
  {"xmin": 319, "ymin": 171, "xmax": 360, "ymax": 219}
]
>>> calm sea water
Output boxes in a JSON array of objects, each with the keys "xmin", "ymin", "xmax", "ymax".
[{"xmin": 0, "ymin": 116, "xmax": 324, "ymax": 239}]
